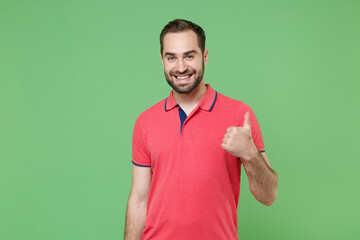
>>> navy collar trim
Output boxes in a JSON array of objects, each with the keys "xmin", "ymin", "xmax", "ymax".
[
  {"xmin": 164, "ymin": 91, "xmax": 217, "ymax": 112},
  {"xmin": 209, "ymin": 91, "xmax": 217, "ymax": 111}
]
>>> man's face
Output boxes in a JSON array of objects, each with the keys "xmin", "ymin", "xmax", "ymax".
[{"xmin": 161, "ymin": 30, "xmax": 208, "ymax": 94}]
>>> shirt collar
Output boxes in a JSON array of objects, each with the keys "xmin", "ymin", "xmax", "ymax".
[{"xmin": 164, "ymin": 84, "xmax": 218, "ymax": 112}]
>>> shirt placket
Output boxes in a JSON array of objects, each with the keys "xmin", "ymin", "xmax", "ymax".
[{"xmin": 177, "ymin": 104, "xmax": 199, "ymax": 135}]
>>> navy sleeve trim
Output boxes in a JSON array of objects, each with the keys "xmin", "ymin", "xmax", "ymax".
[
  {"xmin": 209, "ymin": 91, "xmax": 218, "ymax": 111},
  {"xmin": 132, "ymin": 161, "xmax": 151, "ymax": 167},
  {"xmin": 260, "ymin": 150, "xmax": 265, "ymax": 153}
]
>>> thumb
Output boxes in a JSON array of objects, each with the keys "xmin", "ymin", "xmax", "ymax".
[{"xmin": 243, "ymin": 111, "xmax": 251, "ymax": 128}]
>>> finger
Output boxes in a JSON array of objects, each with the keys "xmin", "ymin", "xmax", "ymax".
[
  {"xmin": 243, "ymin": 111, "xmax": 251, "ymax": 128},
  {"xmin": 221, "ymin": 142, "xmax": 227, "ymax": 150},
  {"xmin": 226, "ymin": 126, "xmax": 237, "ymax": 132}
]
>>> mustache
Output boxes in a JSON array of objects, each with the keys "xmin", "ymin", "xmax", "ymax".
[{"xmin": 170, "ymin": 70, "xmax": 195, "ymax": 75}]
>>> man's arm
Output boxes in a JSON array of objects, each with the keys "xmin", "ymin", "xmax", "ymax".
[
  {"xmin": 124, "ymin": 165, "xmax": 152, "ymax": 240},
  {"xmin": 221, "ymin": 111, "xmax": 278, "ymax": 206},
  {"xmin": 242, "ymin": 152, "xmax": 278, "ymax": 206}
]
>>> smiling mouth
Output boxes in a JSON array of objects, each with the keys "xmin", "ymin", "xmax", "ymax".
[{"xmin": 173, "ymin": 74, "xmax": 193, "ymax": 80}]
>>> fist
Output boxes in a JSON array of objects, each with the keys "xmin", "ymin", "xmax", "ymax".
[{"xmin": 221, "ymin": 111, "xmax": 257, "ymax": 160}]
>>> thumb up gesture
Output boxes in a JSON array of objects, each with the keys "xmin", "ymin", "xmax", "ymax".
[{"xmin": 221, "ymin": 111, "xmax": 257, "ymax": 161}]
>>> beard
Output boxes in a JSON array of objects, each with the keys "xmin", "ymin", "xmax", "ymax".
[{"xmin": 164, "ymin": 60, "xmax": 205, "ymax": 94}]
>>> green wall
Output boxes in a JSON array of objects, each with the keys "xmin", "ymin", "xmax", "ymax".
[{"xmin": 1, "ymin": 0, "xmax": 359, "ymax": 239}]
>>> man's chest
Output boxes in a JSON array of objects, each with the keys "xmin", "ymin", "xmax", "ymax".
[{"xmin": 143, "ymin": 109, "xmax": 241, "ymax": 170}]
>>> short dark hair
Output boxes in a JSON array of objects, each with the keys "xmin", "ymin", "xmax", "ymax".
[{"xmin": 160, "ymin": 19, "xmax": 206, "ymax": 56}]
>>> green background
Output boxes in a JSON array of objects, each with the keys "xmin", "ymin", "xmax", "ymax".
[{"xmin": 1, "ymin": 0, "xmax": 359, "ymax": 239}]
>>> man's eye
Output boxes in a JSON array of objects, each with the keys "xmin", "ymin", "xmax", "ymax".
[
  {"xmin": 186, "ymin": 56, "xmax": 193, "ymax": 59},
  {"xmin": 168, "ymin": 57, "xmax": 175, "ymax": 61}
]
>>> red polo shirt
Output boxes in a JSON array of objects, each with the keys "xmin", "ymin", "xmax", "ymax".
[{"xmin": 132, "ymin": 84, "xmax": 265, "ymax": 240}]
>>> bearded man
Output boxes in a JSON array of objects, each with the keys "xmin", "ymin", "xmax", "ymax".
[{"xmin": 124, "ymin": 19, "xmax": 278, "ymax": 240}]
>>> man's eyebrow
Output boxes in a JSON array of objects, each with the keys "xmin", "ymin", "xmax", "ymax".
[
  {"xmin": 183, "ymin": 50, "xmax": 197, "ymax": 55},
  {"xmin": 164, "ymin": 50, "xmax": 198, "ymax": 57}
]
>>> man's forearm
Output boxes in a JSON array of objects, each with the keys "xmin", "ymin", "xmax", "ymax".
[
  {"xmin": 242, "ymin": 151, "xmax": 278, "ymax": 206},
  {"xmin": 124, "ymin": 198, "xmax": 147, "ymax": 240}
]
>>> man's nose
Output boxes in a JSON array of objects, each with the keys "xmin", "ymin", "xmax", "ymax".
[{"xmin": 176, "ymin": 59, "xmax": 187, "ymax": 73}]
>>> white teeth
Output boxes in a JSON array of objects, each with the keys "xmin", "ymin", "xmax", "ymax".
[{"xmin": 176, "ymin": 75, "xmax": 191, "ymax": 79}]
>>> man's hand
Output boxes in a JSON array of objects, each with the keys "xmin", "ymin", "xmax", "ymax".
[
  {"xmin": 221, "ymin": 111, "xmax": 258, "ymax": 161},
  {"xmin": 222, "ymin": 111, "xmax": 278, "ymax": 205}
]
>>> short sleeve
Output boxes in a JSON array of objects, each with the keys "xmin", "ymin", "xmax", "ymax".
[
  {"xmin": 132, "ymin": 115, "xmax": 151, "ymax": 167},
  {"xmin": 240, "ymin": 104, "xmax": 265, "ymax": 152}
]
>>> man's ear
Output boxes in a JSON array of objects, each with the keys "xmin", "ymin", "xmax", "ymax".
[
  {"xmin": 203, "ymin": 49, "xmax": 209, "ymax": 66},
  {"xmin": 160, "ymin": 52, "xmax": 164, "ymax": 65}
]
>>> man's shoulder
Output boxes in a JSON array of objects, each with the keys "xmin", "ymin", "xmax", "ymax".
[
  {"xmin": 217, "ymin": 92, "xmax": 252, "ymax": 111},
  {"xmin": 135, "ymin": 98, "xmax": 167, "ymax": 123}
]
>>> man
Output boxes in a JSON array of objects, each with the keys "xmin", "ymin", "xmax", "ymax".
[{"xmin": 125, "ymin": 19, "xmax": 278, "ymax": 240}]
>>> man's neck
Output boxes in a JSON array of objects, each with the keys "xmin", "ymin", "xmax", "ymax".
[{"xmin": 173, "ymin": 81, "xmax": 207, "ymax": 113}]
